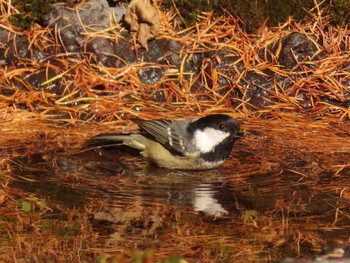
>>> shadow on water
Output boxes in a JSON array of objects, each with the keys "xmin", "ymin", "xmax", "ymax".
[{"xmin": 7, "ymin": 145, "xmax": 350, "ymax": 261}]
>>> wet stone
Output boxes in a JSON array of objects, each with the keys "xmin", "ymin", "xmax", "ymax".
[
  {"xmin": 26, "ymin": 67, "xmax": 66, "ymax": 95},
  {"xmin": 239, "ymin": 71, "xmax": 275, "ymax": 109},
  {"xmin": 58, "ymin": 27, "xmax": 84, "ymax": 52},
  {"xmin": 261, "ymin": 32, "xmax": 325, "ymax": 70},
  {"xmin": 43, "ymin": 0, "xmax": 126, "ymax": 54},
  {"xmin": 204, "ymin": 50, "xmax": 243, "ymax": 90},
  {"xmin": 136, "ymin": 39, "xmax": 181, "ymax": 84},
  {"xmin": 142, "ymin": 88, "xmax": 167, "ymax": 102},
  {"xmin": 137, "ymin": 67, "xmax": 166, "ymax": 85},
  {"xmin": 0, "ymin": 47, "xmax": 15, "ymax": 66},
  {"xmin": 86, "ymin": 38, "xmax": 128, "ymax": 67},
  {"xmin": 279, "ymin": 32, "xmax": 324, "ymax": 69},
  {"xmin": 141, "ymin": 39, "xmax": 182, "ymax": 67}
]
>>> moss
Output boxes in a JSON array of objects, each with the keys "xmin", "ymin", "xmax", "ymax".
[
  {"xmin": 10, "ymin": 0, "xmax": 350, "ymax": 32},
  {"xmin": 163, "ymin": 0, "xmax": 349, "ymax": 33},
  {"xmin": 162, "ymin": 0, "xmax": 219, "ymax": 26},
  {"xmin": 330, "ymin": 0, "xmax": 350, "ymax": 25},
  {"xmin": 8, "ymin": 0, "xmax": 75, "ymax": 29},
  {"xmin": 8, "ymin": 0, "xmax": 350, "ymax": 32}
]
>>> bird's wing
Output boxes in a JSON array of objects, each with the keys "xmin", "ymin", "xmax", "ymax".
[{"xmin": 132, "ymin": 118, "xmax": 189, "ymax": 155}]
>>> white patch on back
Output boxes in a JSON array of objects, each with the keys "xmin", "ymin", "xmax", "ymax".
[{"xmin": 193, "ymin": 127, "xmax": 230, "ymax": 153}]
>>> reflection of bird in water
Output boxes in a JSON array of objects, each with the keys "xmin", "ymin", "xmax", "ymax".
[{"xmin": 193, "ymin": 183, "xmax": 230, "ymax": 216}]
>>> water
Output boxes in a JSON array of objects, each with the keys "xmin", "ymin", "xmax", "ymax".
[{"xmin": 4, "ymin": 125, "xmax": 350, "ymax": 262}]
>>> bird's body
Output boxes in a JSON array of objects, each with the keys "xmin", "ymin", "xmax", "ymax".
[{"xmin": 93, "ymin": 114, "xmax": 241, "ymax": 170}]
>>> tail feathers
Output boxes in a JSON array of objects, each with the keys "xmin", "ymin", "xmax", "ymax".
[
  {"xmin": 92, "ymin": 133, "xmax": 146, "ymax": 151},
  {"xmin": 93, "ymin": 133, "xmax": 132, "ymax": 141}
]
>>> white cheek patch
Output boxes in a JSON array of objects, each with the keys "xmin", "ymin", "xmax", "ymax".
[{"xmin": 193, "ymin": 127, "xmax": 230, "ymax": 153}]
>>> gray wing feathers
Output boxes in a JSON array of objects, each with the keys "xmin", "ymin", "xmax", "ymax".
[
  {"xmin": 133, "ymin": 118, "xmax": 188, "ymax": 154},
  {"xmin": 133, "ymin": 119, "xmax": 171, "ymax": 145}
]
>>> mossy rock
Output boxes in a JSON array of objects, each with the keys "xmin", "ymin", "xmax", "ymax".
[{"xmin": 8, "ymin": 0, "xmax": 77, "ymax": 29}]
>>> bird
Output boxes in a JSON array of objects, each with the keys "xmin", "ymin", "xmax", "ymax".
[{"xmin": 92, "ymin": 114, "xmax": 241, "ymax": 170}]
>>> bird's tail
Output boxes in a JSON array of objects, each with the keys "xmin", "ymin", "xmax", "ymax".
[
  {"xmin": 92, "ymin": 134, "xmax": 146, "ymax": 151},
  {"xmin": 85, "ymin": 133, "xmax": 127, "ymax": 150},
  {"xmin": 92, "ymin": 134, "xmax": 132, "ymax": 141}
]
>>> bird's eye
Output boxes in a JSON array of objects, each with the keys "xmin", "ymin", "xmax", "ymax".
[{"xmin": 218, "ymin": 123, "xmax": 225, "ymax": 130}]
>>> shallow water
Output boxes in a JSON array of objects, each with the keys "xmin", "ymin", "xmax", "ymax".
[{"xmin": 3, "ymin": 119, "xmax": 350, "ymax": 262}]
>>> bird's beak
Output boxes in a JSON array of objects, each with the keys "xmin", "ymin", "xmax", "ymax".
[{"xmin": 234, "ymin": 132, "xmax": 244, "ymax": 139}]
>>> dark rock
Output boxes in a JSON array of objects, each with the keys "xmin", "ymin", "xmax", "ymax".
[
  {"xmin": 0, "ymin": 27, "xmax": 10, "ymax": 42},
  {"xmin": 0, "ymin": 46, "xmax": 15, "ymax": 66},
  {"xmin": 86, "ymin": 37, "xmax": 127, "ymax": 67},
  {"xmin": 137, "ymin": 67, "xmax": 165, "ymax": 85},
  {"xmin": 0, "ymin": 28, "xmax": 57, "ymax": 65},
  {"xmin": 26, "ymin": 67, "xmax": 66, "ymax": 95},
  {"xmin": 240, "ymin": 71, "xmax": 275, "ymax": 109},
  {"xmin": 136, "ymin": 39, "xmax": 181, "ymax": 84},
  {"xmin": 279, "ymin": 32, "xmax": 324, "ymax": 69},
  {"xmin": 140, "ymin": 38, "xmax": 181, "ymax": 65},
  {"xmin": 205, "ymin": 50, "xmax": 243, "ymax": 89},
  {"xmin": 11, "ymin": 36, "xmax": 30, "ymax": 59},
  {"xmin": 43, "ymin": 0, "xmax": 126, "ymax": 54},
  {"xmin": 260, "ymin": 32, "xmax": 325, "ymax": 70},
  {"xmin": 42, "ymin": 0, "xmax": 182, "ymax": 84}
]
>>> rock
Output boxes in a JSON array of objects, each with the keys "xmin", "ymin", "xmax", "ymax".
[
  {"xmin": 44, "ymin": 0, "xmax": 126, "ymax": 53},
  {"xmin": 279, "ymin": 32, "xmax": 324, "ymax": 69}
]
